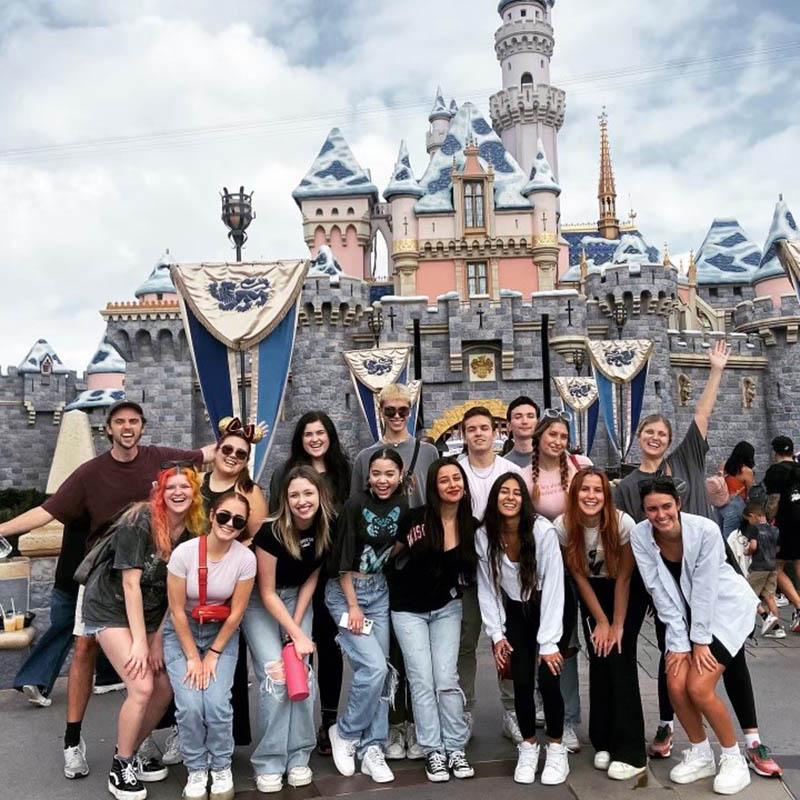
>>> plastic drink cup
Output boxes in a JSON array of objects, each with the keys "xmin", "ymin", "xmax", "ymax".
[
  {"xmin": 15, "ymin": 614, "xmax": 24, "ymax": 631},
  {"xmin": 3, "ymin": 613, "xmax": 14, "ymax": 633},
  {"xmin": 0, "ymin": 537, "xmax": 11, "ymax": 560}
]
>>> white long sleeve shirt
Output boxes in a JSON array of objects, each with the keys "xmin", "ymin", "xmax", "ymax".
[
  {"xmin": 630, "ymin": 512, "xmax": 759, "ymax": 657},
  {"xmin": 475, "ymin": 518, "xmax": 564, "ymax": 655}
]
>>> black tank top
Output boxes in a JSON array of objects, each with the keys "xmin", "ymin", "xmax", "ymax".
[{"xmin": 201, "ymin": 472, "xmax": 238, "ymax": 516}]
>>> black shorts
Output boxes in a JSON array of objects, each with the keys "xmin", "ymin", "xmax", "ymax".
[
  {"xmin": 708, "ymin": 637, "xmax": 737, "ymax": 668},
  {"xmin": 777, "ymin": 534, "xmax": 800, "ymax": 561}
]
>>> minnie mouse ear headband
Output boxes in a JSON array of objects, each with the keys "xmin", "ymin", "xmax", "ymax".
[{"xmin": 218, "ymin": 416, "xmax": 264, "ymax": 444}]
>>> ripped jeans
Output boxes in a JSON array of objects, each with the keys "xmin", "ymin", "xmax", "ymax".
[
  {"xmin": 240, "ymin": 587, "xmax": 315, "ymax": 776},
  {"xmin": 325, "ymin": 574, "xmax": 393, "ymax": 758},
  {"xmin": 391, "ymin": 599, "xmax": 468, "ymax": 754}
]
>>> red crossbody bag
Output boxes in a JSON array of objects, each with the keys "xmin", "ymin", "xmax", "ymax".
[{"xmin": 191, "ymin": 536, "xmax": 231, "ymax": 623}]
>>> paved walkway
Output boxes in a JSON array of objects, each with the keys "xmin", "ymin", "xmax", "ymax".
[{"xmin": 2, "ymin": 612, "xmax": 799, "ymax": 800}]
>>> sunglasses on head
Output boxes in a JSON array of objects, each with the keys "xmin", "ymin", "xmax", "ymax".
[
  {"xmin": 543, "ymin": 408, "xmax": 572, "ymax": 423},
  {"xmin": 220, "ymin": 444, "xmax": 249, "ymax": 461},
  {"xmin": 161, "ymin": 459, "xmax": 196, "ymax": 473},
  {"xmin": 214, "ymin": 510, "xmax": 248, "ymax": 530},
  {"xmin": 383, "ymin": 405, "xmax": 410, "ymax": 419},
  {"xmin": 638, "ymin": 475, "xmax": 688, "ymax": 497}
]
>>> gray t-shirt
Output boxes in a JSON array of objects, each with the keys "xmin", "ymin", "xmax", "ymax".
[
  {"xmin": 351, "ymin": 438, "xmax": 439, "ymax": 508},
  {"xmin": 613, "ymin": 419, "xmax": 711, "ymax": 523},
  {"xmin": 746, "ymin": 522, "xmax": 779, "ymax": 572},
  {"xmin": 503, "ymin": 447, "xmax": 533, "ymax": 470}
]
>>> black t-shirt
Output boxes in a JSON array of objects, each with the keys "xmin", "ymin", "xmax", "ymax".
[
  {"xmin": 387, "ymin": 507, "xmax": 476, "ymax": 613},
  {"xmin": 764, "ymin": 461, "xmax": 800, "ymax": 535},
  {"xmin": 330, "ymin": 490, "xmax": 407, "ymax": 575},
  {"xmin": 82, "ymin": 505, "xmax": 191, "ymax": 633},
  {"xmin": 253, "ymin": 520, "xmax": 323, "ymax": 588}
]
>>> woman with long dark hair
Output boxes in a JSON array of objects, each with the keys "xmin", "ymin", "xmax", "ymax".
[
  {"xmin": 388, "ymin": 458, "xmax": 476, "ymax": 782},
  {"xmin": 476, "ymin": 472, "xmax": 570, "ymax": 786},
  {"xmin": 269, "ymin": 411, "xmax": 350, "ymax": 755},
  {"xmin": 555, "ymin": 468, "xmax": 647, "ymax": 780}
]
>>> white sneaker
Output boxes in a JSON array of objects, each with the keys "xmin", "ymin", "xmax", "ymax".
[
  {"xmin": 329, "ymin": 724, "xmax": 358, "ymax": 777},
  {"xmin": 64, "ymin": 737, "xmax": 90, "ymax": 779},
  {"xmin": 776, "ymin": 593, "xmax": 789, "ymax": 607},
  {"xmin": 385, "ymin": 724, "xmax": 406, "ymax": 759},
  {"xmin": 761, "ymin": 613, "xmax": 779, "ymax": 636},
  {"xmin": 210, "ymin": 768, "xmax": 234, "ymax": 800},
  {"xmin": 514, "ymin": 741, "xmax": 540, "ymax": 784},
  {"xmin": 464, "ymin": 711, "xmax": 474, "ymax": 742},
  {"xmin": 714, "ymin": 753, "xmax": 751, "ymax": 795},
  {"xmin": 608, "ymin": 761, "xmax": 647, "ymax": 781},
  {"xmin": 183, "ymin": 770, "xmax": 208, "ymax": 800},
  {"xmin": 406, "ymin": 723, "xmax": 425, "ymax": 760},
  {"xmin": 670, "ymin": 748, "xmax": 717, "ymax": 784},
  {"xmin": 594, "ymin": 750, "xmax": 611, "ymax": 770},
  {"xmin": 361, "ymin": 745, "xmax": 395, "ymax": 783},
  {"xmin": 502, "ymin": 710, "xmax": 524, "ymax": 744},
  {"xmin": 764, "ymin": 625, "xmax": 787, "ymax": 639},
  {"xmin": 162, "ymin": 725, "xmax": 182, "ymax": 765},
  {"xmin": 93, "ymin": 681, "xmax": 126, "ymax": 695},
  {"xmin": 541, "ymin": 741, "xmax": 570, "ymax": 785},
  {"xmin": 255, "ymin": 773, "xmax": 282, "ymax": 793},
  {"xmin": 286, "ymin": 766, "xmax": 313, "ymax": 788},
  {"xmin": 22, "ymin": 684, "xmax": 52, "ymax": 707},
  {"xmin": 562, "ymin": 723, "xmax": 580, "ymax": 753}
]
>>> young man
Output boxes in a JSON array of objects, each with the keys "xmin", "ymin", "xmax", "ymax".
[
  {"xmin": 457, "ymin": 406, "xmax": 526, "ymax": 743},
  {"xmin": 502, "ymin": 396, "xmax": 540, "ymax": 471},
  {"xmin": 763, "ymin": 435, "xmax": 800, "ymax": 633},
  {"xmin": 3, "ymin": 401, "xmax": 213, "ymax": 780}
]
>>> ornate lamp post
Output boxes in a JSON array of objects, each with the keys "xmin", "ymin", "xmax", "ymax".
[
  {"xmin": 221, "ymin": 186, "xmax": 255, "ymax": 262},
  {"xmin": 367, "ymin": 304, "xmax": 384, "ymax": 347},
  {"xmin": 613, "ymin": 303, "xmax": 628, "ymax": 340},
  {"xmin": 572, "ymin": 348, "xmax": 586, "ymax": 376}
]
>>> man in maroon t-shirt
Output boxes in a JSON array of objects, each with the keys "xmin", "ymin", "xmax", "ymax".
[{"xmin": 1, "ymin": 400, "xmax": 214, "ymax": 780}]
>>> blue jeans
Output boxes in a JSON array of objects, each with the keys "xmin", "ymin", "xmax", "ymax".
[
  {"xmin": 240, "ymin": 588, "xmax": 315, "ymax": 776},
  {"xmin": 391, "ymin": 599, "xmax": 467, "ymax": 754},
  {"xmin": 14, "ymin": 586, "xmax": 77, "ymax": 695},
  {"xmin": 163, "ymin": 617, "xmax": 239, "ymax": 771},
  {"xmin": 325, "ymin": 575, "xmax": 393, "ymax": 758}
]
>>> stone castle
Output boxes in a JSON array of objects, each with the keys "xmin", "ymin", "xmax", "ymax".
[{"xmin": 2, "ymin": 0, "xmax": 798, "ymax": 490}]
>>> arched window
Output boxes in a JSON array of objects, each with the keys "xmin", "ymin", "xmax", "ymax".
[
  {"xmin": 521, "ymin": 72, "xmax": 533, "ymax": 87},
  {"xmin": 331, "ymin": 208, "xmax": 339, "ymax": 216},
  {"xmin": 315, "ymin": 208, "xmax": 323, "ymax": 216},
  {"xmin": 347, "ymin": 207, "xmax": 355, "ymax": 215},
  {"xmin": 464, "ymin": 181, "xmax": 485, "ymax": 229}
]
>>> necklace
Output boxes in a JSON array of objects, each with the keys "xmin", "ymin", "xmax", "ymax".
[{"xmin": 465, "ymin": 457, "xmax": 495, "ymax": 479}]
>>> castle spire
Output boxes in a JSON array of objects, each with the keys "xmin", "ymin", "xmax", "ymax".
[{"xmin": 597, "ymin": 108, "xmax": 619, "ymax": 240}]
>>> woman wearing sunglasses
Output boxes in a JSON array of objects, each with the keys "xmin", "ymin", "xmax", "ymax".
[
  {"xmin": 242, "ymin": 466, "xmax": 334, "ymax": 793},
  {"xmin": 164, "ymin": 492, "xmax": 256, "ymax": 800},
  {"xmin": 555, "ymin": 468, "xmax": 647, "ymax": 780},
  {"xmin": 631, "ymin": 478, "xmax": 757, "ymax": 795}
]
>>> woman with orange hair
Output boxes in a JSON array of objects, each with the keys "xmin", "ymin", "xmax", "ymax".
[
  {"xmin": 554, "ymin": 467, "xmax": 647, "ymax": 781},
  {"xmin": 81, "ymin": 465, "xmax": 206, "ymax": 800}
]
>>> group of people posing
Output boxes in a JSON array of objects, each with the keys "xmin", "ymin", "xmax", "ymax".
[{"xmin": 3, "ymin": 339, "xmax": 796, "ymax": 798}]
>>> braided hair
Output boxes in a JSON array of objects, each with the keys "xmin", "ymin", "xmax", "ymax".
[{"xmin": 530, "ymin": 417, "xmax": 571, "ymax": 504}]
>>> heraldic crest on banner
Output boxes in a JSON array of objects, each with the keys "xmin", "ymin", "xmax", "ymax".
[
  {"xmin": 553, "ymin": 377, "xmax": 598, "ymax": 412},
  {"xmin": 587, "ymin": 339, "xmax": 654, "ymax": 383}
]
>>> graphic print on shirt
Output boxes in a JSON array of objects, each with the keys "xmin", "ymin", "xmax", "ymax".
[
  {"xmin": 587, "ymin": 547, "xmax": 605, "ymax": 577},
  {"xmin": 359, "ymin": 507, "xmax": 400, "ymax": 573}
]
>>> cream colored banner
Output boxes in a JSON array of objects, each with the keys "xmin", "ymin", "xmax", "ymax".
[
  {"xmin": 587, "ymin": 339, "xmax": 653, "ymax": 384},
  {"xmin": 778, "ymin": 240, "xmax": 800, "ymax": 295},
  {"xmin": 553, "ymin": 377, "xmax": 598, "ymax": 412},
  {"xmin": 343, "ymin": 345, "xmax": 412, "ymax": 392}
]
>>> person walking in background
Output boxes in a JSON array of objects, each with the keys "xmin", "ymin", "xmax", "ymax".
[
  {"xmin": 269, "ymin": 411, "xmax": 351, "ymax": 756},
  {"xmin": 164, "ymin": 492, "xmax": 256, "ymax": 800}
]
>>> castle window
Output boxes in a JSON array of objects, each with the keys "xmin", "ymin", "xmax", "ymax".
[
  {"xmin": 157, "ymin": 293, "xmax": 163, "ymax": 301},
  {"xmin": 520, "ymin": 8, "xmax": 527, "ymax": 16},
  {"xmin": 331, "ymin": 208, "xmax": 339, "ymax": 216},
  {"xmin": 41, "ymin": 356, "xmax": 52, "ymax": 376},
  {"xmin": 733, "ymin": 286, "xmax": 742, "ymax": 297},
  {"xmin": 464, "ymin": 181, "xmax": 485, "ymax": 230},
  {"xmin": 347, "ymin": 207, "xmax": 355, "ymax": 215},
  {"xmin": 709, "ymin": 288, "xmax": 718, "ymax": 298},
  {"xmin": 521, "ymin": 72, "xmax": 533, "ymax": 87},
  {"xmin": 467, "ymin": 262, "xmax": 488, "ymax": 295},
  {"xmin": 315, "ymin": 208, "xmax": 323, "ymax": 216}
]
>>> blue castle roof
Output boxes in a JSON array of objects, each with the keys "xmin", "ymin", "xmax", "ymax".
[
  {"xmin": 86, "ymin": 338, "xmax": 126, "ymax": 375},
  {"xmin": 292, "ymin": 128, "xmax": 379, "ymax": 205},
  {"xmin": 384, "ymin": 141, "xmax": 425, "ymax": 201},
  {"xmin": 694, "ymin": 218, "xmax": 762, "ymax": 285},
  {"xmin": 415, "ymin": 102, "xmax": 529, "ymax": 213},
  {"xmin": 753, "ymin": 197, "xmax": 798, "ymax": 283},
  {"xmin": 65, "ymin": 388, "xmax": 126, "ymax": 411},
  {"xmin": 18, "ymin": 339, "xmax": 69, "ymax": 374},
  {"xmin": 429, "ymin": 86, "xmax": 452, "ymax": 122},
  {"xmin": 561, "ymin": 229, "xmax": 660, "ymax": 281},
  {"xmin": 521, "ymin": 139, "xmax": 561, "ymax": 197},
  {"xmin": 135, "ymin": 250, "xmax": 177, "ymax": 298},
  {"xmin": 498, "ymin": 0, "xmax": 555, "ymax": 13}
]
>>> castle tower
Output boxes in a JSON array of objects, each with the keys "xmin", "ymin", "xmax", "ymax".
[
  {"xmin": 489, "ymin": 0, "xmax": 566, "ymax": 181},
  {"xmin": 597, "ymin": 109, "xmax": 620, "ymax": 240},
  {"xmin": 426, "ymin": 86, "xmax": 454, "ymax": 155},
  {"xmin": 752, "ymin": 195, "xmax": 798, "ymax": 307},
  {"xmin": 65, "ymin": 337, "xmax": 127, "ymax": 413},
  {"xmin": 384, "ymin": 140, "xmax": 424, "ymax": 295},
  {"xmin": 135, "ymin": 249, "xmax": 178, "ymax": 303}
]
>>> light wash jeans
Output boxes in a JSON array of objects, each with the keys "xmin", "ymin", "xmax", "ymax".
[
  {"xmin": 163, "ymin": 617, "xmax": 238, "ymax": 771},
  {"xmin": 240, "ymin": 588, "xmax": 315, "ymax": 776},
  {"xmin": 391, "ymin": 599, "xmax": 468, "ymax": 754},
  {"xmin": 325, "ymin": 574, "xmax": 393, "ymax": 758}
]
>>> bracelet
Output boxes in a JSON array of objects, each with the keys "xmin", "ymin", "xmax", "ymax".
[{"xmin": 209, "ymin": 647, "xmax": 222, "ymax": 655}]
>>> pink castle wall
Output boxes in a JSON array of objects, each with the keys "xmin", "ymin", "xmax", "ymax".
[
  {"xmin": 417, "ymin": 260, "xmax": 456, "ymax": 299},
  {"xmin": 499, "ymin": 257, "xmax": 538, "ymax": 295},
  {"xmin": 87, "ymin": 373, "xmax": 124, "ymax": 390},
  {"xmin": 753, "ymin": 275, "xmax": 794, "ymax": 309}
]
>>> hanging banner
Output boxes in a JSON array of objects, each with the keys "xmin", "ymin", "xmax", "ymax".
[
  {"xmin": 171, "ymin": 260, "xmax": 309, "ymax": 481},
  {"xmin": 588, "ymin": 339, "xmax": 653, "ymax": 460},
  {"xmin": 343, "ymin": 345, "xmax": 421, "ymax": 442},
  {"xmin": 777, "ymin": 240, "xmax": 800, "ymax": 302},
  {"xmin": 553, "ymin": 376, "xmax": 600, "ymax": 456}
]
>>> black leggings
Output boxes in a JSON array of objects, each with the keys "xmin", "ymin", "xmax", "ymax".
[
  {"xmin": 313, "ymin": 576, "xmax": 343, "ymax": 721},
  {"xmin": 505, "ymin": 597, "xmax": 565, "ymax": 741}
]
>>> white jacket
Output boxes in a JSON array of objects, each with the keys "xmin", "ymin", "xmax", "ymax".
[
  {"xmin": 475, "ymin": 518, "xmax": 564, "ymax": 655},
  {"xmin": 630, "ymin": 512, "xmax": 759, "ymax": 656}
]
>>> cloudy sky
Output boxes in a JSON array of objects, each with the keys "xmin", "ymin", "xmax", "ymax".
[{"xmin": 1, "ymin": 0, "xmax": 798, "ymax": 371}]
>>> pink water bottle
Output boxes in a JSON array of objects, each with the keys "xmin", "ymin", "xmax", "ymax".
[{"xmin": 282, "ymin": 640, "xmax": 309, "ymax": 702}]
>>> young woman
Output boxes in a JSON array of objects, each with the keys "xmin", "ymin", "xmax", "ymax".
[
  {"xmin": 476, "ymin": 472, "xmax": 570, "ymax": 786},
  {"xmin": 529, "ymin": 412, "xmax": 591, "ymax": 753},
  {"xmin": 241, "ymin": 466, "xmax": 334, "ymax": 793},
  {"xmin": 81, "ymin": 466, "xmax": 206, "ymax": 800},
  {"xmin": 164, "ymin": 492, "xmax": 256, "ymax": 800},
  {"xmin": 269, "ymin": 411, "xmax": 350, "ymax": 755},
  {"xmin": 388, "ymin": 458, "xmax": 476, "ymax": 782},
  {"xmin": 555, "ymin": 468, "xmax": 647, "ymax": 780},
  {"xmin": 325, "ymin": 448, "xmax": 408, "ymax": 784},
  {"xmin": 631, "ymin": 478, "xmax": 758, "ymax": 795}
]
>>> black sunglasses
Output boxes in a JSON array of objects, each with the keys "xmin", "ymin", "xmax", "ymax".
[
  {"xmin": 214, "ymin": 510, "xmax": 248, "ymax": 531},
  {"xmin": 220, "ymin": 443, "xmax": 249, "ymax": 461},
  {"xmin": 161, "ymin": 459, "xmax": 196, "ymax": 472},
  {"xmin": 383, "ymin": 406, "xmax": 410, "ymax": 419},
  {"xmin": 638, "ymin": 475, "xmax": 688, "ymax": 498}
]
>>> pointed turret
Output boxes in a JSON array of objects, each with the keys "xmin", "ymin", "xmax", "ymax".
[
  {"xmin": 18, "ymin": 339, "xmax": 69, "ymax": 374},
  {"xmin": 521, "ymin": 138, "xmax": 561, "ymax": 197},
  {"xmin": 597, "ymin": 108, "xmax": 619, "ymax": 240},
  {"xmin": 449, "ymin": 98, "xmax": 459, "ymax": 116},
  {"xmin": 429, "ymin": 86, "xmax": 452, "ymax": 122},
  {"xmin": 756, "ymin": 195, "xmax": 798, "ymax": 280},
  {"xmin": 426, "ymin": 86, "xmax": 454, "ymax": 155},
  {"xmin": 695, "ymin": 218, "xmax": 761, "ymax": 284},
  {"xmin": 135, "ymin": 249, "xmax": 177, "ymax": 301},
  {"xmin": 384, "ymin": 141, "xmax": 425, "ymax": 200}
]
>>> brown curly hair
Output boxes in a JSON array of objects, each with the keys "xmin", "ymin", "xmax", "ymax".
[{"xmin": 530, "ymin": 417, "xmax": 571, "ymax": 504}]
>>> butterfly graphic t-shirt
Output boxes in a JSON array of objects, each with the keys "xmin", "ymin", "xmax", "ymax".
[{"xmin": 330, "ymin": 490, "xmax": 408, "ymax": 575}]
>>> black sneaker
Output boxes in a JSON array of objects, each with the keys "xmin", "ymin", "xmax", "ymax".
[
  {"xmin": 133, "ymin": 753, "xmax": 168, "ymax": 783},
  {"xmin": 108, "ymin": 757, "xmax": 147, "ymax": 800},
  {"xmin": 425, "ymin": 751, "xmax": 450, "ymax": 782},
  {"xmin": 317, "ymin": 724, "xmax": 332, "ymax": 756},
  {"xmin": 448, "ymin": 750, "xmax": 475, "ymax": 779}
]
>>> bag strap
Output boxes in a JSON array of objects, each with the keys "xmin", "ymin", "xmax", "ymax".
[
  {"xmin": 407, "ymin": 438, "xmax": 421, "ymax": 476},
  {"xmin": 568, "ymin": 453, "xmax": 581, "ymax": 472},
  {"xmin": 198, "ymin": 535, "xmax": 208, "ymax": 607}
]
